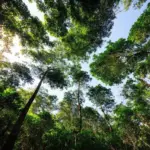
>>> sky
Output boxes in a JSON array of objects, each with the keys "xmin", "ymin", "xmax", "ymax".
[{"xmin": 4, "ymin": 0, "xmax": 150, "ymax": 107}]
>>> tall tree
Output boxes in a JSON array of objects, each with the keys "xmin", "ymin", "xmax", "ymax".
[
  {"xmin": 87, "ymin": 85, "xmax": 115, "ymax": 131},
  {"xmin": 57, "ymin": 91, "xmax": 78, "ymax": 130},
  {"xmin": 2, "ymin": 67, "xmax": 67, "ymax": 150},
  {"xmin": 113, "ymin": 78, "xmax": 150, "ymax": 149},
  {"xmin": 70, "ymin": 66, "xmax": 91, "ymax": 131},
  {"xmin": 82, "ymin": 106, "xmax": 101, "ymax": 132}
]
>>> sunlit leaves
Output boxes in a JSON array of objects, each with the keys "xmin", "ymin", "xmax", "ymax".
[
  {"xmin": 128, "ymin": 3, "xmax": 150, "ymax": 44},
  {"xmin": 0, "ymin": 87, "xmax": 21, "ymax": 110},
  {"xmin": 90, "ymin": 39, "xmax": 134, "ymax": 85},
  {"xmin": 44, "ymin": 0, "xmax": 68, "ymax": 37},
  {"xmin": 121, "ymin": 0, "xmax": 147, "ymax": 10},
  {"xmin": 1, "ymin": 0, "xmax": 52, "ymax": 48},
  {"xmin": 135, "ymin": 58, "xmax": 150, "ymax": 78},
  {"xmin": 90, "ymin": 37, "xmax": 150, "ymax": 85},
  {"xmin": 30, "ymin": 0, "xmax": 118, "ymax": 58},
  {"xmin": 1, "ymin": 1, "xmax": 150, "ymax": 149},
  {"xmin": 16, "ymin": 112, "xmax": 54, "ymax": 150}
]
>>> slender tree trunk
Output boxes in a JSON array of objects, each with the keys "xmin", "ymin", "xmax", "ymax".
[
  {"xmin": 2, "ymin": 70, "xmax": 48, "ymax": 150},
  {"xmin": 101, "ymin": 107, "xmax": 113, "ymax": 132},
  {"xmin": 74, "ymin": 134, "xmax": 77, "ymax": 147},
  {"xmin": 100, "ymin": 107, "xmax": 117, "ymax": 150},
  {"xmin": 79, "ymin": 103, "xmax": 82, "ymax": 131},
  {"xmin": 77, "ymin": 82, "xmax": 82, "ymax": 131}
]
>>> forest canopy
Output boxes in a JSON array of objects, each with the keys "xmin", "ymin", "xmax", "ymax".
[{"xmin": 0, "ymin": 0, "xmax": 150, "ymax": 150}]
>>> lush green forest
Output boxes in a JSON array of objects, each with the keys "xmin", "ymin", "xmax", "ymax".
[{"xmin": 0, "ymin": 0, "xmax": 150, "ymax": 150}]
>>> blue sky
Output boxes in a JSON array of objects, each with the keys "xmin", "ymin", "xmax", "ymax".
[
  {"xmin": 22, "ymin": 0, "xmax": 149, "ymax": 106},
  {"xmin": 110, "ymin": 2, "xmax": 149, "ymax": 41}
]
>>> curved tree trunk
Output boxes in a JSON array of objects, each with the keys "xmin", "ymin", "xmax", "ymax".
[{"xmin": 2, "ymin": 71, "xmax": 48, "ymax": 150}]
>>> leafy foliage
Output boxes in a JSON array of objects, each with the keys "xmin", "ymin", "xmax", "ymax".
[
  {"xmin": 121, "ymin": 0, "xmax": 148, "ymax": 10},
  {"xmin": 1, "ymin": 0, "xmax": 150, "ymax": 150},
  {"xmin": 0, "ymin": 62, "xmax": 33, "ymax": 87},
  {"xmin": 128, "ymin": 3, "xmax": 150, "ymax": 44},
  {"xmin": 31, "ymin": 0, "xmax": 118, "ymax": 58},
  {"xmin": 88, "ymin": 85, "xmax": 114, "ymax": 111},
  {"xmin": 0, "ymin": 0, "xmax": 52, "ymax": 48},
  {"xmin": 90, "ymin": 37, "xmax": 150, "ymax": 85},
  {"xmin": 44, "ymin": 68, "xmax": 68, "ymax": 89},
  {"xmin": 90, "ymin": 39, "xmax": 134, "ymax": 85}
]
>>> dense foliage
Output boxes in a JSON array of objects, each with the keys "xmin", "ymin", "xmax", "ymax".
[{"xmin": 0, "ymin": 0, "xmax": 150, "ymax": 150}]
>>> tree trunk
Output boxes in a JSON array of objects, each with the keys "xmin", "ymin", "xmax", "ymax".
[
  {"xmin": 100, "ymin": 107, "xmax": 117, "ymax": 150},
  {"xmin": 79, "ymin": 103, "xmax": 82, "ymax": 131},
  {"xmin": 101, "ymin": 107, "xmax": 113, "ymax": 132},
  {"xmin": 77, "ymin": 82, "xmax": 82, "ymax": 132},
  {"xmin": 2, "ymin": 70, "xmax": 48, "ymax": 150}
]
